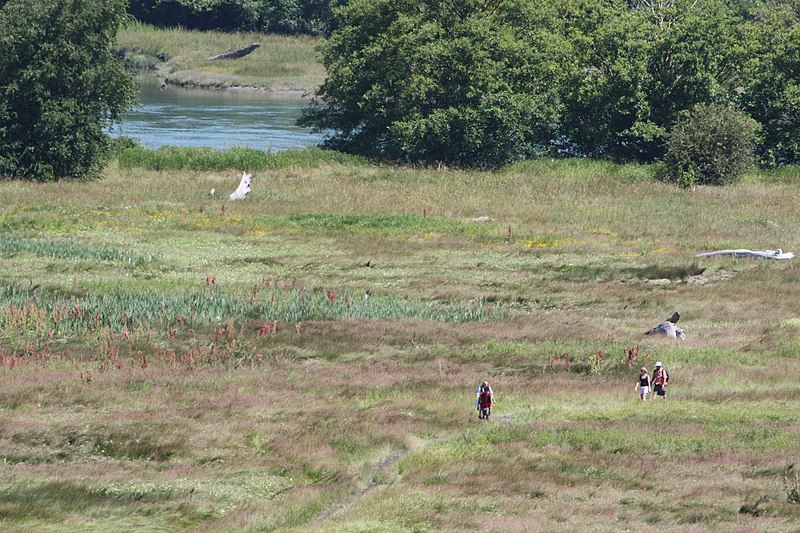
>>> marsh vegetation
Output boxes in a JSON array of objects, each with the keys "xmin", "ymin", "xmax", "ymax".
[{"xmin": 1, "ymin": 152, "xmax": 799, "ymax": 531}]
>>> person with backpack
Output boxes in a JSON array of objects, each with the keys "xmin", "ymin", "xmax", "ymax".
[
  {"xmin": 636, "ymin": 366, "xmax": 651, "ymax": 401},
  {"xmin": 651, "ymin": 361, "xmax": 670, "ymax": 399},
  {"xmin": 476, "ymin": 381, "xmax": 493, "ymax": 420}
]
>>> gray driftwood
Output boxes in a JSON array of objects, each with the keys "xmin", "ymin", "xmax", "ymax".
[
  {"xmin": 208, "ymin": 43, "xmax": 260, "ymax": 61},
  {"xmin": 229, "ymin": 172, "xmax": 252, "ymax": 200},
  {"xmin": 696, "ymin": 248, "xmax": 794, "ymax": 260},
  {"xmin": 645, "ymin": 312, "xmax": 685, "ymax": 340}
]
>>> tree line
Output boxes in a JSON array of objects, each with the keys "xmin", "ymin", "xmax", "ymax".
[
  {"xmin": 127, "ymin": 0, "xmax": 347, "ymax": 35},
  {"xmin": 300, "ymin": 0, "xmax": 799, "ymax": 181}
]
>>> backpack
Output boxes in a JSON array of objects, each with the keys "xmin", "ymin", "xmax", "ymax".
[{"xmin": 479, "ymin": 388, "xmax": 492, "ymax": 407}]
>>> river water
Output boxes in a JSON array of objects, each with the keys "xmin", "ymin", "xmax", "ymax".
[{"xmin": 112, "ymin": 78, "xmax": 327, "ymax": 151}]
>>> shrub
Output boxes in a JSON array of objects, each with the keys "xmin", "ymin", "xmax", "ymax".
[{"xmin": 663, "ymin": 104, "xmax": 759, "ymax": 187}]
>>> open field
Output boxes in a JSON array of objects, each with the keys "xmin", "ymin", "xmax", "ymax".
[
  {"xmin": 116, "ymin": 22, "xmax": 324, "ymax": 92},
  {"xmin": 1, "ymin": 154, "xmax": 800, "ymax": 531}
]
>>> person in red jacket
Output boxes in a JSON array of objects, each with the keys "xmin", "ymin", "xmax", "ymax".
[
  {"xmin": 476, "ymin": 381, "xmax": 493, "ymax": 420},
  {"xmin": 652, "ymin": 362, "xmax": 670, "ymax": 400}
]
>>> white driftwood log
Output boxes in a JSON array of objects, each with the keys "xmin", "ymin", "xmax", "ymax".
[
  {"xmin": 229, "ymin": 172, "xmax": 252, "ymax": 200},
  {"xmin": 696, "ymin": 249, "xmax": 794, "ymax": 260},
  {"xmin": 645, "ymin": 312, "xmax": 685, "ymax": 340}
]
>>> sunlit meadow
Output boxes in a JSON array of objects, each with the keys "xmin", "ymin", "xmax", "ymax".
[{"xmin": 1, "ymin": 152, "xmax": 800, "ymax": 531}]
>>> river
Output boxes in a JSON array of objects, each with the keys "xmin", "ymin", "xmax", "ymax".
[{"xmin": 112, "ymin": 78, "xmax": 327, "ymax": 151}]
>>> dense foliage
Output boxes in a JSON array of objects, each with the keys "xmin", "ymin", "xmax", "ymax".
[
  {"xmin": 0, "ymin": 0, "xmax": 137, "ymax": 181},
  {"xmin": 302, "ymin": 0, "xmax": 800, "ymax": 169},
  {"xmin": 300, "ymin": 0, "xmax": 572, "ymax": 167},
  {"xmin": 127, "ymin": 0, "xmax": 346, "ymax": 35},
  {"xmin": 663, "ymin": 104, "xmax": 759, "ymax": 187}
]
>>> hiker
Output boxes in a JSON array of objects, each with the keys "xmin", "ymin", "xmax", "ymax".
[
  {"xmin": 651, "ymin": 361, "xmax": 670, "ymax": 399},
  {"xmin": 476, "ymin": 381, "xmax": 493, "ymax": 420},
  {"xmin": 637, "ymin": 366, "xmax": 651, "ymax": 401}
]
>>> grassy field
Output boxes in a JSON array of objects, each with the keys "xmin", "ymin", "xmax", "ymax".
[
  {"xmin": 116, "ymin": 22, "xmax": 325, "ymax": 92},
  {"xmin": 1, "ymin": 152, "xmax": 800, "ymax": 531}
]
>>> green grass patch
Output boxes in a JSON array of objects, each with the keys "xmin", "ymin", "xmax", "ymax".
[{"xmin": 118, "ymin": 146, "xmax": 365, "ymax": 171}]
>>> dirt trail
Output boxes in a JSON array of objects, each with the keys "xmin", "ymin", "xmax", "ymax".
[
  {"xmin": 314, "ymin": 444, "xmax": 412, "ymax": 524},
  {"xmin": 314, "ymin": 414, "xmax": 517, "ymax": 525}
]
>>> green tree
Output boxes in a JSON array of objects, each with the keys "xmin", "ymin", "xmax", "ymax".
[
  {"xmin": 127, "ymin": 0, "xmax": 345, "ymax": 35},
  {"xmin": 300, "ymin": 0, "xmax": 573, "ymax": 167},
  {"xmin": 0, "ymin": 0, "xmax": 137, "ymax": 181},
  {"xmin": 737, "ymin": 1, "xmax": 800, "ymax": 165},
  {"xmin": 663, "ymin": 103, "xmax": 758, "ymax": 187},
  {"xmin": 560, "ymin": 0, "xmax": 746, "ymax": 162}
]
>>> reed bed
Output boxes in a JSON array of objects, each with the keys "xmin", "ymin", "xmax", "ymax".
[
  {"xmin": 0, "ymin": 277, "xmax": 501, "ymax": 342},
  {"xmin": 0, "ymin": 235, "xmax": 159, "ymax": 267}
]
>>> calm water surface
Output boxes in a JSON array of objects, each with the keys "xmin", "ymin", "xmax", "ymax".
[{"xmin": 113, "ymin": 79, "xmax": 327, "ymax": 150}]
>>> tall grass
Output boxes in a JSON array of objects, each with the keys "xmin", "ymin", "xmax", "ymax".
[
  {"xmin": 0, "ymin": 235, "xmax": 159, "ymax": 267},
  {"xmin": 0, "ymin": 278, "xmax": 502, "ymax": 341},
  {"xmin": 118, "ymin": 146, "xmax": 363, "ymax": 171}
]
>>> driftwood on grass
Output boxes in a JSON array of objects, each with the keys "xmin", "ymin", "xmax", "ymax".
[
  {"xmin": 645, "ymin": 311, "xmax": 685, "ymax": 340},
  {"xmin": 229, "ymin": 172, "xmax": 252, "ymax": 200},
  {"xmin": 207, "ymin": 43, "xmax": 260, "ymax": 61},
  {"xmin": 696, "ymin": 249, "xmax": 795, "ymax": 260}
]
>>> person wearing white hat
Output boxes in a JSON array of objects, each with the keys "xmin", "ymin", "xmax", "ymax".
[{"xmin": 651, "ymin": 362, "xmax": 670, "ymax": 399}]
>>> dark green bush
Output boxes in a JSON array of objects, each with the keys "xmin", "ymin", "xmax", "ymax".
[
  {"xmin": 663, "ymin": 104, "xmax": 759, "ymax": 187},
  {"xmin": 0, "ymin": 0, "xmax": 137, "ymax": 181}
]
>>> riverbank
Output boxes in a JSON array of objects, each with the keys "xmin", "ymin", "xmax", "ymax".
[{"xmin": 116, "ymin": 21, "xmax": 325, "ymax": 93}]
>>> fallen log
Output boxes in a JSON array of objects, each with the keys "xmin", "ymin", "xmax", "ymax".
[
  {"xmin": 696, "ymin": 248, "xmax": 794, "ymax": 260},
  {"xmin": 207, "ymin": 43, "xmax": 260, "ymax": 61}
]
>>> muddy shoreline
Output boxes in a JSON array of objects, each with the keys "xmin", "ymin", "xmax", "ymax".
[{"xmin": 163, "ymin": 78, "xmax": 312, "ymax": 97}]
